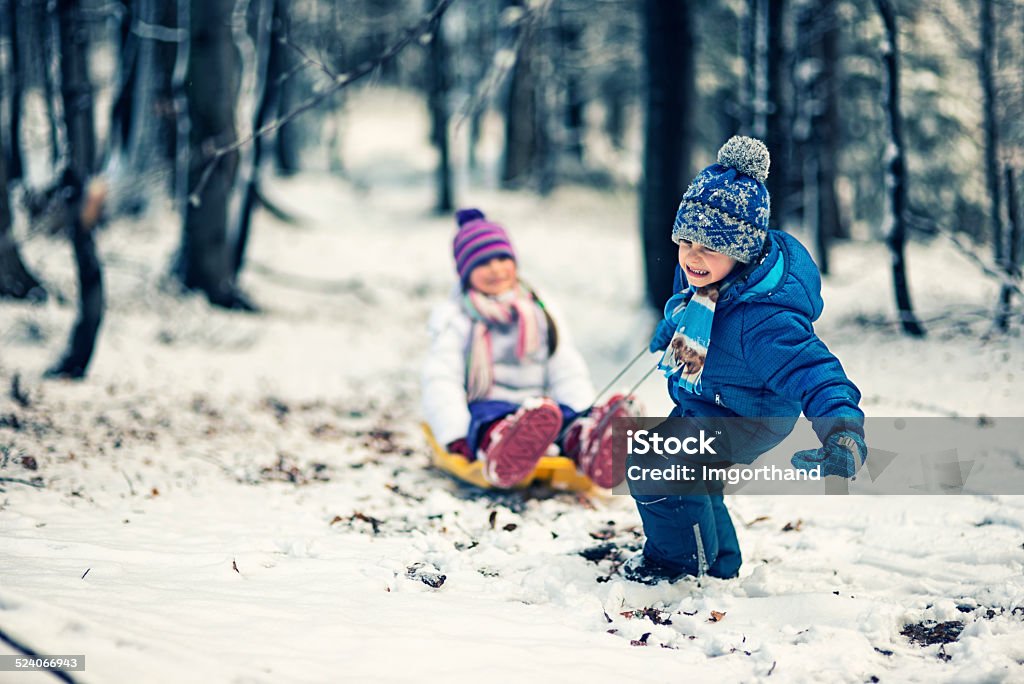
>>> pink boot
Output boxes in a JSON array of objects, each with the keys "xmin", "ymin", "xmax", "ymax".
[
  {"xmin": 570, "ymin": 394, "xmax": 635, "ymax": 488},
  {"xmin": 480, "ymin": 399, "xmax": 563, "ymax": 488}
]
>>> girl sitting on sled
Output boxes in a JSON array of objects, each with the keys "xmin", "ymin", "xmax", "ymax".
[{"xmin": 422, "ymin": 209, "xmax": 630, "ymax": 489}]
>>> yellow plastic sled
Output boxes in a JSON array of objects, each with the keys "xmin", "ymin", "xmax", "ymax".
[{"xmin": 421, "ymin": 423, "xmax": 594, "ymax": 492}]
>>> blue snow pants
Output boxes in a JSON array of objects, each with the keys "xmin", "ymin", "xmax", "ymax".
[
  {"xmin": 628, "ymin": 406, "xmax": 792, "ymax": 580},
  {"xmin": 633, "ymin": 491, "xmax": 742, "ymax": 579}
]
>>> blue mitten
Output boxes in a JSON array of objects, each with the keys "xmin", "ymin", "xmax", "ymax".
[
  {"xmin": 791, "ymin": 430, "xmax": 867, "ymax": 478},
  {"xmin": 649, "ymin": 318, "xmax": 675, "ymax": 353}
]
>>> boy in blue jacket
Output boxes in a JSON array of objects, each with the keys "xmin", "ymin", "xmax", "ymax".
[{"xmin": 625, "ymin": 136, "xmax": 867, "ymax": 584}]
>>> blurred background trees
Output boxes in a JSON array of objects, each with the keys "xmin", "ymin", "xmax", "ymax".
[{"xmin": 1, "ymin": 0, "xmax": 1022, "ymax": 377}]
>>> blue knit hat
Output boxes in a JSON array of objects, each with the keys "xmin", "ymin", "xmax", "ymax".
[{"xmin": 672, "ymin": 136, "xmax": 771, "ymax": 263}]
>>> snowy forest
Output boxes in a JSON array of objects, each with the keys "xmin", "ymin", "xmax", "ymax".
[{"xmin": 1, "ymin": 0, "xmax": 1023, "ymax": 682}]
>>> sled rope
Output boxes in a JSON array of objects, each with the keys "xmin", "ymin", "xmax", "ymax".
[
  {"xmin": 589, "ymin": 346, "xmax": 649, "ymax": 409},
  {"xmin": 555, "ymin": 348, "xmax": 659, "ymax": 444}
]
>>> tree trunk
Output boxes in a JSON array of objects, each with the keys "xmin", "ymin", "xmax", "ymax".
[
  {"xmin": 0, "ymin": 136, "xmax": 45, "ymax": 301},
  {"xmin": 176, "ymin": 0, "xmax": 248, "ymax": 309},
  {"xmin": 746, "ymin": 0, "xmax": 766, "ymax": 136},
  {"xmin": 641, "ymin": 0, "xmax": 695, "ymax": 309},
  {"xmin": 795, "ymin": 0, "xmax": 844, "ymax": 274},
  {"xmin": 428, "ymin": 9, "xmax": 453, "ymax": 214},
  {"xmin": 793, "ymin": 0, "xmax": 817, "ymax": 267},
  {"xmin": 464, "ymin": 1, "xmax": 495, "ymax": 173},
  {"xmin": 57, "ymin": 2, "xmax": 95, "ymax": 170},
  {"xmin": 875, "ymin": 0, "xmax": 924, "ymax": 337},
  {"xmin": 535, "ymin": 26, "xmax": 555, "ymax": 196},
  {"xmin": 324, "ymin": 0, "xmax": 346, "ymax": 175},
  {"xmin": 5, "ymin": 0, "xmax": 24, "ymax": 181},
  {"xmin": 1009, "ymin": 168, "xmax": 1021, "ymax": 278},
  {"xmin": 273, "ymin": 1, "xmax": 300, "ymax": 176},
  {"xmin": 764, "ymin": 0, "xmax": 788, "ymax": 229},
  {"xmin": 106, "ymin": 0, "xmax": 136, "ymax": 161},
  {"xmin": 38, "ymin": 0, "xmax": 62, "ymax": 165},
  {"xmin": 153, "ymin": 0, "xmax": 179, "ymax": 168},
  {"xmin": 602, "ymin": 74, "xmax": 626, "ymax": 149},
  {"xmin": 106, "ymin": 0, "xmax": 167, "ymax": 216},
  {"xmin": 170, "ymin": 0, "xmax": 190, "ymax": 216},
  {"xmin": 48, "ymin": 0, "xmax": 105, "ymax": 378},
  {"xmin": 818, "ymin": 0, "xmax": 843, "ymax": 241},
  {"xmin": 502, "ymin": 1, "xmax": 539, "ymax": 188},
  {"xmin": 980, "ymin": 0, "xmax": 1008, "ymax": 331},
  {"xmin": 806, "ymin": 156, "xmax": 826, "ymax": 273},
  {"xmin": 559, "ymin": 11, "xmax": 583, "ymax": 164},
  {"xmin": 229, "ymin": 0, "xmax": 274, "ymax": 278},
  {"xmin": 121, "ymin": 0, "xmax": 163, "ymax": 208},
  {"xmin": 468, "ymin": 104, "xmax": 483, "ymax": 172},
  {"xmin": 996, "ymin": 166, "xmax": 1019, "ymax": 329}
]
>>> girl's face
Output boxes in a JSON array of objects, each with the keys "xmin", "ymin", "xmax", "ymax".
[
  {"xmin": 468, "ymin": 257, "xmax": 517, "ymax": 295},
  {"xmin": 678, "ymin": 239, "xmax": 738, "ymax": 287}
]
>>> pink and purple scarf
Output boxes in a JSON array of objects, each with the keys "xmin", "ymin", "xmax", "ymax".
[{"xmin": 462, "ymin": 285, "xmax": 542, "ymax": 401}]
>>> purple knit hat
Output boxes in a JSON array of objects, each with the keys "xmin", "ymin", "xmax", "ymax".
[{"xmin": 452, "ymin": 208, "xmax": 516, "ymax": 286}]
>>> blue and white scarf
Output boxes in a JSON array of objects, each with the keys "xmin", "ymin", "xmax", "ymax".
[{"xmin": 657, "ymin": 285, "xmax": 719, "ymax": 394}]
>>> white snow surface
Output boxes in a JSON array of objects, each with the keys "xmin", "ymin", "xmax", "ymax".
[{"xmin": 1, "ymin": 88, "xmax": 1024, "ymax": 683}]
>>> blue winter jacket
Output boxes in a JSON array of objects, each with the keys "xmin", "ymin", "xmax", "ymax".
[{"xmin": 663, "ymin": 230, "xmax": 863, "ymax": 462}]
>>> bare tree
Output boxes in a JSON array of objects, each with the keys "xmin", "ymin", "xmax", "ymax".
[
  {"xmin": 816, "ymin": 0, "xmax": 843, "ymax": 241},
  {"xmin": 48, "ymin": 0, "xmax": 105, "ymax": 378},
  {"xmin": 38, "ymin": 0, "xmax": 62, "ymax": 166},
  {"xmin": 458, "ymin": 1, "xmax": 498, "ymax": 173},
  {"xmin": 998, "ymin": 166, "xmax": 1021, "ymax": 328},
  {"xmin": 186, "ymin": 0, "xmax": 455, "ymax": 208},
  {"xmin": 793, "ymin": 0, "xmax": 843, "ymax": 273},
  {"xmin": 174, "ymin": 0, "xmax": 251, "ymax": 310},
  {"xmin": 105, "ymin": 0, "xmax": 174, "ymax": 215},
  {"xmin": 323, "ymin": 0, "xmax": 347, "ymax": 175},
  {"xmin": 557, "ymin": 4, "xmax": 583, "ymax": 164},
  {"xmin": 427, "ymin": 7, "xmax": 453, "ymax": 213},
  {"xmin": 229, "ymin": 0, "xmax": 275, "ymax": 279},
  {"xmin": 105, "ymin": 0, "xmax": 137, "ymax": 163},
  {"xmin": 743, "ymin": 0, "xmax": 791, "ymax": 228},
  {"xmin": 170, "ymin": 0, "xmax": 190, "ymax": 219},
  {"xmin": 0, "ymin": 137, "xmax": 45, "ymax": 301},
  {"xmin": 502, "ymin": 1, "xmax": 542, "ymax": 189},
  {"xmin": 764, "ymin": 0, "xmax": 789, "ymax": 228},
  {"xmin": 745, "ymin": 0, "xmax": 766, "ymax": 136},
  {"xmin": 980, "ymin": 0, "xmax": 1009, "ymax": 331},
  {"xmin": 4, "ymin": 0, "xmax": 24, "ymax": 181},
  {"xmin": 875, "ymin": 0, "xmax": 924, "ymax": 337},
  {"xmin": 641, "ymin": 0, "xmax": 695, "ymax": 309},
  {"xmin": 273, "ymin": 0, "xmax": 300, "ymax": 175}
]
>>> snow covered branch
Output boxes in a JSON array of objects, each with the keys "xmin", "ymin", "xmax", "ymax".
[{"xmin": 189, "ymin": 0, "xmax": 456, "ymax": 206}]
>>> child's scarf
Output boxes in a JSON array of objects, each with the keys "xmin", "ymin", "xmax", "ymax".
[
  {"xmin": 657, "ymin": 285, "xmax": 719, "ymax": 395},
  {"xmin": 463, "ymin": 284, "xmax": 542, "ymax": 401}
]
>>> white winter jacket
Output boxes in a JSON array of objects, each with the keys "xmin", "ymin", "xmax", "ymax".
[{"xmin": 422, "ymin": 287, "xmax": 595, "ymax": 446}]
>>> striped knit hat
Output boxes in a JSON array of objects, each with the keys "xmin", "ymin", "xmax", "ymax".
[{"xmin": 453, "ymin": 208, "xmax": 517, "ymax": 287}]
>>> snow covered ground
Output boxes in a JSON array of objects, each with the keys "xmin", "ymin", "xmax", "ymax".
[{"xmin": 2, "ymin": 88, "xmax": 1024, "ymax": 683}]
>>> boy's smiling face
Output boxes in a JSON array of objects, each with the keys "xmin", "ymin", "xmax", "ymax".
[
  {"xmin": 468, "ymin": 256, "xmax": 517, "ymax": 295},
  {"xmin": 678, "ymin": 239, "xmax": 738, "ymax": 286}
]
